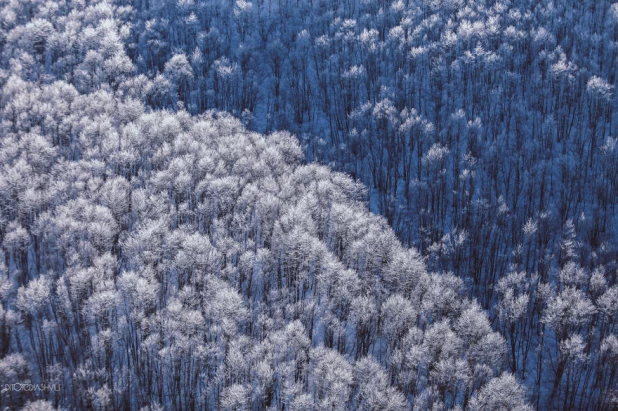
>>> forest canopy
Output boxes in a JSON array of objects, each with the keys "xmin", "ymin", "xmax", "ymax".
[{"xmin": 0, "ymin": 0, "xmax": 617, "ymax": 410}]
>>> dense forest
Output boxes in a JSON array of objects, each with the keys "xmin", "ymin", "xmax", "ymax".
[{"xmin": 0, "ymin": 0, "xmax": 617, "ymax": 409}]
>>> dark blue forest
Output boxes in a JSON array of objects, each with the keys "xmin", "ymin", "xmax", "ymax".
[{"xmin": 0, "ymin": 0, "xmax": 617, "ymax": 409}]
